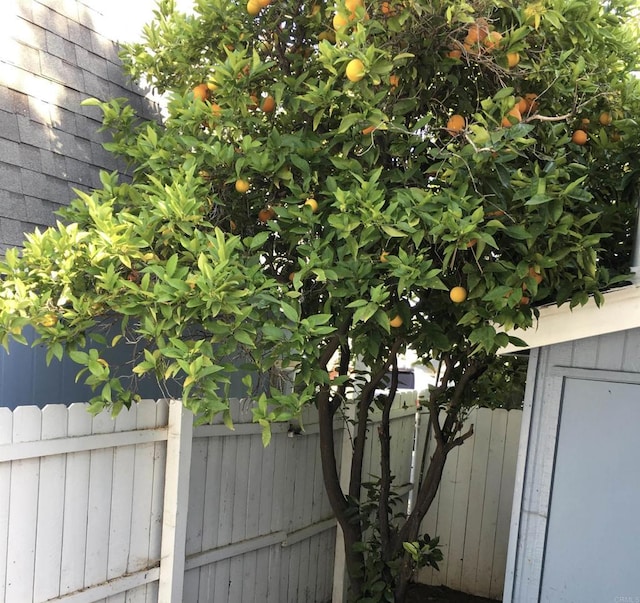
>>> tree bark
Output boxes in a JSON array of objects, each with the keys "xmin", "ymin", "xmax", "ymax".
[
  {"xmin": 378, "ymin": 358, "xmax": 399, "ymax": 561},
  {"xmin": 317, "ymin": 386, "xmax": 365, "ymax": 597}
]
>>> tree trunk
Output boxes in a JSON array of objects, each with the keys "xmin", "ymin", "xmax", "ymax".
[
  {"xmin": 317, "ymin": 387, "xmax": 365, "ymax": 598},
  {"xmin": 394, "ymin": 441, "xmax": 449, "ymax": 602}
]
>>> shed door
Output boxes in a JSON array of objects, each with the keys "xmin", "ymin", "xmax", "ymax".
[{"xmin": 540, "ymin": 378, "xmax": 640, "ymax": 602}]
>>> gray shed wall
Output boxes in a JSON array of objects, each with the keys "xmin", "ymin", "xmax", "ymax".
[
  {"xmin": 504, "ymin": 327, "xmax": 640, "ymax": 601},
  {"xmin": 1, "ymin": 0, "xmax": 160, "ymax": 407}
]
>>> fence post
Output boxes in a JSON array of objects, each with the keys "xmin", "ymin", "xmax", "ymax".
[{"xmin": 158, "ymin": 400, "xmax": 193, "ymax": 601}]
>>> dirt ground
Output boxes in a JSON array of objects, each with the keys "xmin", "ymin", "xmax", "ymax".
[{"xmin": 405, "ymin": 583, "xmax": 500, "ymax": 603}]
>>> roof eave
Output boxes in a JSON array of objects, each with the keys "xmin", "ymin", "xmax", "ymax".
[{"xmin": 498, "ymin": 284, "xmax": 640, "ymax": 354}]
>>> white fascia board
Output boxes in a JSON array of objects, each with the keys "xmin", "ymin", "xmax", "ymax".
[{"xmin": 498, "ymin": 284, "xmax": 640, "ymax": 354}]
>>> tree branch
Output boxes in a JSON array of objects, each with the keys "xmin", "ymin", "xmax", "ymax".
[
  {"xmin": 425, "ymin": 353, "xmax": 454, "ymax": 447},
  {"xmin": 377, "ymin": 354, "xmax": 398, "ymax": 560},
  {"xmin": 349, "ymin": 337, "xmax": 404, "ymax": 501}
]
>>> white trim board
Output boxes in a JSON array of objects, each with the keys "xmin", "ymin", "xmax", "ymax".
[{"xmin": 499, "ymin": 284, "xmax": 640, "ymax": 353}]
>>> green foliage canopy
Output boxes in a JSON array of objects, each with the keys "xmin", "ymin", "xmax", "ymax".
[{"xmin": 1, "ymin": 0, "xmax": 639, "ymax": 434}]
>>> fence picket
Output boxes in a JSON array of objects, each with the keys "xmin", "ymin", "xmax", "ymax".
[
  {"xmin": 432, "ymin": 435, "xmax": 460, "ymax": 583},
  {"xmin": 6, "ymin": 406, "xmax": 41, "ymax": 603},
  {"xmin": 231, "ymin": 434, "xmax": 250, "ymax": 544},
  {"xmin": 85, "ymin": 411, "xmax": 116, "ymax": 589},
  {"xmin": 128, "ymin": 400, "xmax": 161, "ymax": 576},
  {"xmin": 185, "ymin": 435, "xmax": 208, "ymax": 557},
  {"xmin": 459, "ymin": 409, "xmax": 492, "ymax": 592},
  {"xmin": 0, "ymin": 408, "xmax": 12, "ymax": 603},
  {"xmin": 246, "ymin": 433, "xmax": 263, "ymax": 541},
  {"xmin": 217, "ymin": 434, "xmax": 237, "ymax": 547},
  {"xmin": 212, "ymin": 557, "xmax": 231, "ymax": 602},
  {"xmin": 444, "ymin": 412, "xmax": 475, "ymax": 591},
  {"xmin": 147, "ymin": 402, "xmax": 168, "ymax": 566},
  {"xmin": 34, "ymin": 405, "xmax": 68, "ymax": 601},
  {"xmin": 60, "ymin": 404, "xmax": 93, "ymax": 595},
  {"xmin": 489, "ymin": 409, "xmax": 522, "ymax": 599},
  {"xmin": 474, "ymin": 410, "xmax": 509, "ymax": 596},
  {"xmin": 228, "ymin": 554, "xmax": 244, "ymax": 601},
  {"xmin": 158, "ymin": 401, "xmax": 193, "ymax": 602},
  {"xmin": 107, "ymin": 407, "xmax": 138, "ymax": 583}
]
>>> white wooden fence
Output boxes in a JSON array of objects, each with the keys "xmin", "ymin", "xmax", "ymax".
[
  {"xmin": 417, "ymin": 408, "xmax": 523, "ymax": 600},
  {"xmin": 0, "ymin": 399, "xmax": 338, "ymax": 603},
  {"xmin": 0, "ymin": 396, "xmax": 520, "ymax": 603}
]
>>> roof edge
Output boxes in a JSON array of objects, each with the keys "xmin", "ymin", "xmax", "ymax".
[{"xmin": 498, "ymin": 284, "xmax": 640, "ymax": 354}]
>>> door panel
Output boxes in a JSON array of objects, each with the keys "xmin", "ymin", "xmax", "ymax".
[{"xmin": 540, "ymin": 378, "xmax": 640, "ymax": 602}]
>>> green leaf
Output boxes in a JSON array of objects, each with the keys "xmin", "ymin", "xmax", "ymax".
[
  {"xmin": 165, "ymin": 254, "xmax": 179, "ymax": 278},
  {"xmin": 494, "ymin": 87, "xmax": 515, "ymax": 101},
  {"xmin": 381, "ymin": 225, "xmax": 407, "ymax": 237},
  {"xmin": 281, "ymin": 302, "xmax": 299, "ymax": 322},
  {"xmin": 248, "ymin": 231, "xmax": 271, "ymax": 250}
]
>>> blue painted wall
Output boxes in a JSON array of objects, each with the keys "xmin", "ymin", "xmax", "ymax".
[{"xmin": 0, "ymin": 327, "xmax": 174, "ymax": 409}]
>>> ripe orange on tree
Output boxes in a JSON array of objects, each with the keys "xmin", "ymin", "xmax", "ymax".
[
  {"xmin": 304, "ymin": 198, "xmax": 319, "ymax": 212},
  {"xmin": 333, "ymin": 12, "xmax": 350, "ymax": 29},
  {"xmin": 258, "ymin": 206, "xmax": 276, "ymax": 223},
  {"xmin": 507, "ymin": 52, "xmax": 520, "ymax": 68},
  {"xmin": 516, "ymin": 97, "xmax": 529, "ymax": 114},
  {"xmin": 192, "ymin": 83, "xmax": 209, "ymax": 101},
  {"xmin": 247, "ymin": 0, "xmax": 261, "ymax": 15},
  {"xmin": 381, "ymin": 1, "xmax": 395, "ymax": 16},
  {"xmin": 389, "ymin": 314, "xmax": 403, "ymax": 328},
  {"xmin": 449, "ymin": 286, "xmax": 468, "ymax": 303},
  {"xmin": 484, "ymin": 31, "xmax": 503, "ymax": 50},
  {"xmin": 599, "ymin": 112, "xmax": 613, "ymax": 126},
  {"xmin": 446, "ymin": 114, "xmax": 466, "ymax": 135},
  {"xmin": 465, "ymin": 18, "xmax": 489, "ymax": 45},
  {"xmin": 362, "ymin": 124, "xmax": 376, "ymax": 135},
  {"xmin": 502, "ymin": 105, "xmax": 522, "ymax": 127},
  {"xmin": 528, "ymin": 266, "xmax": 543, "ymax": 284},
  {"xmin": 345, "ymin": 0, "xmax": 364, "ymax": 12},
  {"xmin": 261, "ymin": 95, "xmax": 276, "ymax": 113},
  {"xmin": 524, "ymin": 93, "xmax": 539, "ymax": 112},
  {"xmin": 235, "ymin": 178, "xmax": 250, "ymax": 193},
  {"xmin": 345, "ymin": 59, "xmax": 365, "ymax": 82},
  {"xmin": 571, "ymin": 129, "xmax": 588, "ymax": 145}
]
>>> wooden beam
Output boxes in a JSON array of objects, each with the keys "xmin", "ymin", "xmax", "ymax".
[
  {"xmin": 40, "ymin": 567, "xmax": 160, "ymax": 602},
  {"xmin": 158, "ymin": 400, "xmax": 193, "ymax": 602},
  {"xmin": 0, "ymin": 427, "xmax": 168, "ymax": 462}
]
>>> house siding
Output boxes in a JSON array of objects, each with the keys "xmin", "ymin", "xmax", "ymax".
[
  {"xmin": 0, "ymin": 0, "xmax": 158, "ymax": 252},
  {"xmin": 504, "ymin": 327, "xmax": 640, "ymax": 601}
]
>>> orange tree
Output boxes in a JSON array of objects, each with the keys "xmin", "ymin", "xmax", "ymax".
[{"xmin": 2, "ymin": 0, "xmax": 640, "ymax": 599}]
